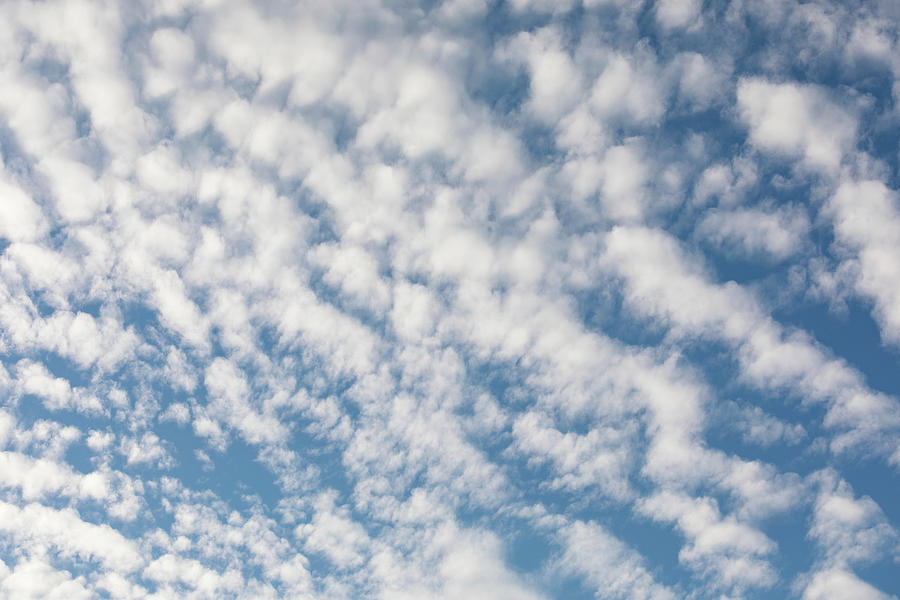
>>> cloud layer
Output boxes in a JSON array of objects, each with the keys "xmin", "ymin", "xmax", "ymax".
[{"xmin": 0, "ymin": 0, "xmax": 899, "ymax": 599}]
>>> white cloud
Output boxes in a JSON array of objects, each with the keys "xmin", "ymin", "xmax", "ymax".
[
  {"xmin": 808, "ymin": 472, "xmax": 898, "ymax": 568},
  {"xmin": 691, "ymin": 158, "xmax": 758, "ymax": 208},
  {"xmin": 143, "ymin": 553, "xmax": 242, "ymax": 596},
  {"xmin": 86, "ymin": 430, "xmax": 114, "ymax": 452},
  {"xmin": 0, "ymin": 176, "xmax": 45, "ymax": 243},
  {"xmin": 826, "ymin": 180, "xmax": 900, "ymax": 346},
  {"xmin": 296, "ymin": 493, "xmax": 371, "ymax": 570},
  {"xmin": 590, "ymin": 54, "xmax": 666, "ymax": 126},
  {"xmin": 143, "ymin": 27, "xmax": 196, "ymax": 99},
  {"xmin": 728, "ymin": 403, "xmax": 807, "ymax": 447},
  {"xmin": 597, "ymin": 142, "xmax": 649, "ymax": 222},
  {"xmin": 511, "ymin": 410, "xmax": 634, "ymax": 500},
  {"xmin": 845, "ymin": 19, "xmax": 896, "ymax": 68},
  {"xmin": 563, "ymin": 142, "xmax": 649, "ymax": 222},
  {"xmin": 160, "ymin": 402, "xmax": 191, "ymax": 425},
  {"xmin": 656, "ymin": 0, "xmax": 702, "ymax": 30},
  {"xmin": 672, "ymin": 52, "xmax": 728, "ymax": 110},
  {"xmin": 603, "ymin": 225, "xmax": 900, "ymax": 461},
  {"xmin": 0, "ymin": 451, "xmax": 110, "ymax": 501},
  {"xmin": 15, "ymin": 360, "xmax": 102, "ymax": 414},
  {"xmin": 0, "ymin": 501, "xmax": 143, "ymax": 572},
  {"xmin": 135, "ymin": 143, "xmax": 193, "ymax": 197},
  {"xmin": 737, "ymin": 78, "xmax": 857, "ymax": 173},
  {"xmin": 507, "ymin": 0, "xmax": 578, "ymax": 13},
  {"xmin": 0, "ymin": 558, "xmax": 91, "ymax": 600},
  {"xmin": 512, "ymin": 27, "xmax": 584, "ymax": 122},
  {"xmin": 556, "ymin": 520, "xmax": 675, "ymax": 600},
  {"xmin": 120, "ymin": 432, "xmax": 173, "ymax": 468},
  {"xmin": 429, "ymin": 526, "xmax": 547, "ymax": 600},
  {"xmin": 203, "ymin": 358, "xmax": 287, "ymax": 446},
  {"xmin": 696, "ymin": 204, "xmax": 810, "ymax": 261},
  {"xmin": 391, "ymin": 281, "xmax": 438, "ymax": 341},
  {"xmin": 310, "ymin": 242, "xmax": 392, "ymax": 315},
  {"xmin": 637, "ymin": 492, "xmax": 778, "ymax": 591},
  {"xmin": 802, "ymin": 568, "xmax": 895, "ymax": 600},
  {"xmin": 8, "ymin": 418, "xmax": 81, "ymax": 461},
  {"xmin": 0, "ymin": 411, "xmax": 14, "ymax": 448}
]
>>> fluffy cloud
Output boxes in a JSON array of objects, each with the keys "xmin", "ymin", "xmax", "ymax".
[
  {"xmin": 827, "ymin": 180, "xmax": 900, "ymax": 346},
  {"xmin": 0, "ymin": 501, "xmax": 143, "ymax": 572},
  {"xmin": 802, "ymin": 569, "xmax": 895, "ymax": 600},
  {"xmin": 695, "ymin": 204, "xmax": 810, "ymax": 261},
  {"xmin": 736, "ymin": 78, "xmax": 858, "ymax": 173},
  {"xmin": 556, "ymin": 520, "xmax": 675, "ymax": 600}
]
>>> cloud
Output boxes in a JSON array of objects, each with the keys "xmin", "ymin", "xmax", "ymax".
[
  {"xmin": 203, "ymin": 357, "xmax": 288, "ymax": 446},
  {"xmin": 556, "ymin": 520, "xmax": 675, "ymax": 600},
  {"xmin": 0, "ymin": 501, "xmax": 143, "ymax": 573},
  {"xmin": 0, "ymin": 0, "xmax": 897, "ymax": 598},
  {"xmin": 590, "ymin": 53, "xmax": 666, "ymax": 126},
  {"xmin": 656, "ymin": 0, "xmax": 702, "ymax": 30},
  {"xmin": 511, "ymin": 409, "xmax": 634, "ymax": 500},
  {"xmin": 736, "ymin": 78, "xmax": 858, "ymax": 173},
  {"xmin": 726, "ymin": 402, "xmax": 807, "ymax": 447},
  {"xmin": 14, "ymin": 360, "xmax": 103, "ymax": 414},
  {"xmin": 0, "ymin": 176, "xmax": 46, "ymax": 243},
  {"xmin": 511, "ymin": 27, "xmax": 585, "ymax": 122},
  {"xmin": 603, "ymin": 225, "xmax": 900, "ymax": 461},
  {"xmin": 826, "ymin": 180, "xmax": 900, "ymax": 346},
  {"xmin": 0, "ymin": 558, "xmax": 91, "ymax": 600},
  {"xmin": 808, "ymin": 471, "xmax": 898, "ymax": 568},
  {"xmin": 430, "ymin": 527, "xmax": 547, "ymax": 600},
  {"xmin": 0, "ymin": 451, "xmax": 110, "ymax": 501},
  {"xmin": 802, "ymin": 568, "xmax": 895, "ymax": 600},
  {"xmin": 296, "ymin": 493, "xmax": 371, "ymax": 570},
  {"xmin": 695, "ymin": 204, "xmax": 810, "ymax": 261},
  {"xmin": 672, "ymin": 52, "xmax": 729, "ymax": 110},
  {"xmin": 637, "ymin": 492, "xmax": 778, "ymax": 592}
]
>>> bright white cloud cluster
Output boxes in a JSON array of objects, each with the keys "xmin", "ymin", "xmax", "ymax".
[{"xmin": 0, "ymin": 0, "xmax": 899, "ymax": 599}]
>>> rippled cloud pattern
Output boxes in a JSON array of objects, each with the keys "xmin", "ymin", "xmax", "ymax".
[{"xmin": 1, "ymin": 1, "xmax": 899, "ymax": 598}]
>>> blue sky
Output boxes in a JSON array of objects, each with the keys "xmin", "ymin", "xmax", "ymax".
[{"xmin": 0, "ymin": 0, "xmax": 899, "ymax": 598}]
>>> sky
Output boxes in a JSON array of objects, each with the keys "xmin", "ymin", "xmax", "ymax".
[{"xmin": 0, "ymin": 0, "xmax": 899, "ymax": 598}]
